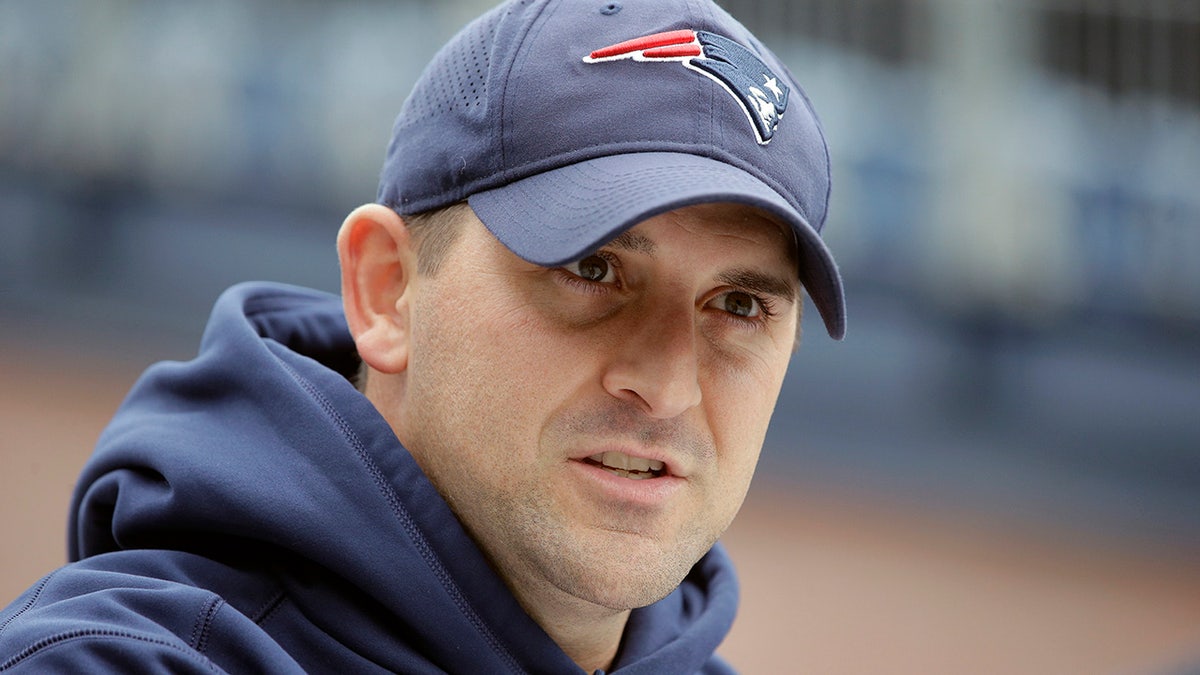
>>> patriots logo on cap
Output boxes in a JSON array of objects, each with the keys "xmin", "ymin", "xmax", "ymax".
[{"xmin": 584, "ymin": 29, "xmax": 789, "ymax": 145}]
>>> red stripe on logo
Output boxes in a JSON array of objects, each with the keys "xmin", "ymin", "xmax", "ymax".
[
  {"xmin": 642, "ymin": 44, "xmax": 703, "ymax": 59},
  {"xmin": 589, "ymin": 29, "xmax": 697, "ymax": 59}
]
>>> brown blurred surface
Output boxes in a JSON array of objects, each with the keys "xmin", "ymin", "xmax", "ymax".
[
  {"xmin": 723, "ymin": 483, "xmax": 1200, "ymax": 673},
  {"xmin": 3, "ymin": 341, "xmax": 1199, "ymax": 674}
]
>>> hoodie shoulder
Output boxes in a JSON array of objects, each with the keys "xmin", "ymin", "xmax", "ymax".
[{"xmin": 0, "ymin": 551, "xmax": 301, "ymax": 674}]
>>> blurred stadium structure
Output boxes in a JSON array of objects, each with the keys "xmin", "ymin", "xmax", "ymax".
[{"xmin": 1, "ymin": 0, "xmax": 1198, "ymax": 587}]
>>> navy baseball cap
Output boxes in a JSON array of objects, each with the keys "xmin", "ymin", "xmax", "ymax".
[{"xmin": 378, "ymin": 0, "xmax": 846, "ymax": 339}]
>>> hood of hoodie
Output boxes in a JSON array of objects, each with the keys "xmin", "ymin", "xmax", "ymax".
[{"xmin": 67, "ymin": 282, "xmax": 739, "ymax": 674}]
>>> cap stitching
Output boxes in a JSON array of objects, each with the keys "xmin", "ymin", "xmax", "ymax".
[{"xmin": 496, "ymin": 0, "xmax": 557, "ymax": 178}]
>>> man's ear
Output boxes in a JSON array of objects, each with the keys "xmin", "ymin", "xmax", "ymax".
[{"xmin": 337, "ymin": 204, "xmax": 416, "ymax": 375}]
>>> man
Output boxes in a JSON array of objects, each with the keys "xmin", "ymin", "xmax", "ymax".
[{"xmin": 0, "ymin": 0, "xmax": 844, "ymax": 672}]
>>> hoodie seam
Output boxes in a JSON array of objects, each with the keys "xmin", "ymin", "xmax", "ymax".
[
  {"xmin": 249, "ymin": 589, "xmax": 288, "ymax": 626},
  {"xmin": 275, "ymin": 358, "xmax": 525, "ymax": 675},
  {"xmin": 187, "ymin": 597, "xmax": 223, "ymax": 655},
  {"xmin": 0, "ymin": 574, "xmax": 52, "ymax": 640},
  {"xmin": 0, "ymin": 629, "xmax": 219, "ymax": 672}
]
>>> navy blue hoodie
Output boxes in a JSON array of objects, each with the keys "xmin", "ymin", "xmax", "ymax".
[{"xmin": 0, "ymin": 282, "xmax": 739, "ymax": 673}]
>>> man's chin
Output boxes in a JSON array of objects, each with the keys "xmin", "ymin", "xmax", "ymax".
[
  {"xmin": 568, "ymin": 574, "xmax": 683, "ymax": 612},
  {"xmin": 552, "ymin": 535, "xmax": 708, "ymax": 611}
]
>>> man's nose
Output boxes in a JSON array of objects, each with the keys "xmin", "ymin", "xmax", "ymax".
[{"xmin": 600, "ymin": 303, "xmax": 702, "ymax": 419}]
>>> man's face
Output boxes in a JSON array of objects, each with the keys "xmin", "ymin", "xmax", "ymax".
[{"xmin": 390, "ymin": 202, "xmax": 799, "ymax": 611}]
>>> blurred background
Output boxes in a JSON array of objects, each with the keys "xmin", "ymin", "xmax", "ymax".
[{"xmin": 2, "ymin": 0, "xmax": 1199, "ymax": 672}]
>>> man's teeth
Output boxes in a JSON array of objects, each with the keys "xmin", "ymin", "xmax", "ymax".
[{"xmin": 587, "ymin": 451, "xmax": 665, "ymax": 479}]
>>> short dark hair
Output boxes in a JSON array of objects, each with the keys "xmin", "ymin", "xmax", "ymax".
[{"xmin": 400, "ymin": 201, "xmax": 470, "ymax": 277}]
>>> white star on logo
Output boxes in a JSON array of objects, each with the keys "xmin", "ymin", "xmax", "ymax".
[{"xmin": 763, "ymin": 76, "xmax": 783, "ymax": 101}]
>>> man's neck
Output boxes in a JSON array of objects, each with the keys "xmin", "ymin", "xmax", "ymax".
[
  {"xmin": 492, "ymin": 557, "xmax": 631, "ymax": 672},
  {"xmin": 526, "ymin": 599, "xmax": 630, "ymax": 673}
]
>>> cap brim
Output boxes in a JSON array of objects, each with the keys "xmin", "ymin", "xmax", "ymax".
[{"xmin": 468, "ymin": 152, "xmax": 845, "ymax": 339}]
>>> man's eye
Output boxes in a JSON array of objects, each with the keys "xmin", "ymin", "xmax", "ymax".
[
  {"xmin": 565, "ymin": 254, "xmax": 614, "ymax": 283},
  {"xmin": 720, "ymin": 291, "xmax": 761, "ymax": 318}
]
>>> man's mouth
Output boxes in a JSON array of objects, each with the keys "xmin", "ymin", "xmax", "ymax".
[{"xmin": 584, "ymin": 451, "xmax": 667, "ymax": 480}]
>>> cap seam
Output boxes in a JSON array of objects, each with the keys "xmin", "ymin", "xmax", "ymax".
[
  {"xmin": 497, "ymin": 0, "xmax": 558, "ymax": 178},
  {"xmin": 804, "ymin": 88, "xmax": 833, "ymax": 230}
]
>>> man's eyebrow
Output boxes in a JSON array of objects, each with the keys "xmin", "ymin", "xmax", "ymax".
[
  {"xmin": 718, "ymin": 268, "xmax": 799, "ymax": 303},
  {"xmin": 601, "ymin": 231, "xmax": 797, "ymax": 301},
  {"xmin": 607, "ymin": 230, "xmax": 657, "ymax": 256}
]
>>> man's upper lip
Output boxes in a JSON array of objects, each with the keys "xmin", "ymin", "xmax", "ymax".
[{"xmin": 572, "ymin": 446, "xmax": 684, "ymax": 477}]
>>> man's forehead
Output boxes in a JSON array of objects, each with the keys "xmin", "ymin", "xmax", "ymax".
[{"xmin": 612, "ymin": 203, "xmax": 798, "ymax": 266}]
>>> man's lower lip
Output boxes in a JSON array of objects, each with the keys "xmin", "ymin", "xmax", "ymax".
[{"xmin": 569, "ymin": 459, "xmax": 684, "ymax": 505}]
